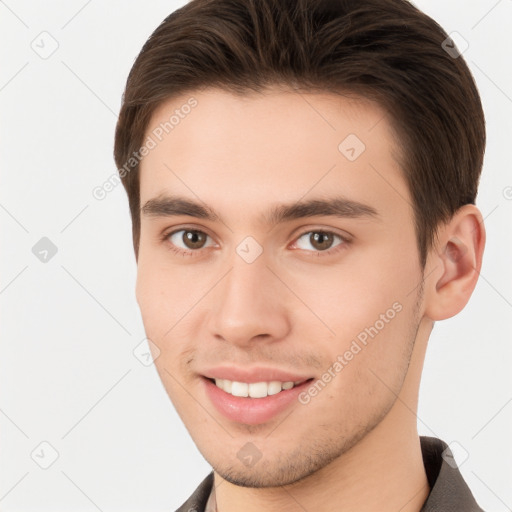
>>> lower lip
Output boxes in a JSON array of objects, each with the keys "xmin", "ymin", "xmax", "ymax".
[{"xmin": 202, "ymin": 377, "xmax": 313, "ymax": 425}]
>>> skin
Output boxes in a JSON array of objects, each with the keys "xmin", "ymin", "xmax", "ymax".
[{"xmin": 135, "ymin": 86, "xmax": 485, "ymax": 512}]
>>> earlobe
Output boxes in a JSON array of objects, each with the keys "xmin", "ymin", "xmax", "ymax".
[{"xmin": 424, "ymin": 205, "xmax": 486, "ymax": 321}]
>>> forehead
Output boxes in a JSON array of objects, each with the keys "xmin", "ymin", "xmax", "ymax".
[{"xmin": 138, "ymin": 86, "xmax": 409, "ymax": 224}]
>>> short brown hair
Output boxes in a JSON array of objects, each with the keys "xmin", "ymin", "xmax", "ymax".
[{"xmin": 114, "ymin": 0, "xmax": 485, "ymax": 266}]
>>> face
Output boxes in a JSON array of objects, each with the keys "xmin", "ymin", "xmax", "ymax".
[{"xmin": 136, "ymin": 87, "xmax": 426, "ymax": 487}]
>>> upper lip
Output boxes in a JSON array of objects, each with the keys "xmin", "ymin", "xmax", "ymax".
[{"xmin": 201, "ymin": 366, "xmax": 313, "ymax": 384}]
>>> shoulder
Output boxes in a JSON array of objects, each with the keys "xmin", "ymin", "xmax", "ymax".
[
  {"xmin": 420, "ymin": 436, "xmax": 484, "ymax": 511},
  {"xmin": 174, "ymin": 471, "xmax": 214, "ymax": 512}
]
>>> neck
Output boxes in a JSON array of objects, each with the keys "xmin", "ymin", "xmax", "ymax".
[{"xmin": 213, "ymin": 319, "xmax": 432, "ymax": 512}]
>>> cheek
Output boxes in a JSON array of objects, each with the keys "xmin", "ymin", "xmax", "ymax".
[
  {"xmin": 288, "ymin": 246, "xmax": 420, "ymax": 388},
  {"xmin": 135, "ymin": 253, "xmax": 199, "ymax": 334},
  {"xmin": 135, "ymin": 257, "xmax": 207, "ymax": 379},
  {"xmin": 301, "ymin": 305, "xmax": 417, "ymax": 433},
  {"xmin": 285, "ymin": 254, "xmax": 415, "ymax": 341}
]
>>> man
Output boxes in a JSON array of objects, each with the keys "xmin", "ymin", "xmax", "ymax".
[{"xmin": 114, "ymin": 0, "xmax": 486, "ymax": 510}]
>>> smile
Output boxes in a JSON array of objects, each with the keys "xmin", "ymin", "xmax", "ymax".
[{"xmin": 210, "ymin": 378, "xmax": 311, "ymax": 398}]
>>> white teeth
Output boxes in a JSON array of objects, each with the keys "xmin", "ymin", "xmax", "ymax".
[
  {"xmin": 231, "ymin": 381, "xmax": 249, "ymax": 397},
  {"xmin": 248, "ymin": 382, "xmax": 267, "ymax": 398},
  {"xmin": 267, "ymin": 381, "xmax": 282, "ymax": 396},
  {"xmin": 213, "ymin": 378, "xmax": 303, "ymax": 398}
]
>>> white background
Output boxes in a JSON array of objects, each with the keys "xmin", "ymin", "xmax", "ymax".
[{"xmin": 1, "ymin": 1, "xmax": 511, "ymax": 510}]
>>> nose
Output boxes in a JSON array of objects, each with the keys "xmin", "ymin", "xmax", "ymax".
[{"xmin": 207, "ymin": 248, "xmax": 291, "ymax": 347}]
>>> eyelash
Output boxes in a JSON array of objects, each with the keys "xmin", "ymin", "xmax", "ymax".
[{"xmin": 160, "ymin": 227, "xmax": 350, "ymax": 258}]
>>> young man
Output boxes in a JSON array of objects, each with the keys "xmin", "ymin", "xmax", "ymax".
[{"xmin": 114, "ymin": 0, "xmax": 486, "ymax": 510}]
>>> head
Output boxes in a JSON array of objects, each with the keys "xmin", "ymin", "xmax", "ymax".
[{"xmin": 114, "ymin": 0, "xmax": 485, "ymax": 488}]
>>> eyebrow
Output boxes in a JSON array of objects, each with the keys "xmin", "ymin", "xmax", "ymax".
[{"xmin": 140, "ymin": 195, "xmax": 379, "ymax": 225}]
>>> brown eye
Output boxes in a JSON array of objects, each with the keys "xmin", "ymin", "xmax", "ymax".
[
  {"xmin": 167, "ymin": 229, "xmax": 213, "ymax": 252},
  {"xmin": 182, "ymin": 230, "xmax": 207, "ymax": 249},
  {"xmin": 309, "ymin": 232, "xmax": 334, "ymax": 251},
  {"xmin": 294, "ymin": 230, "xmax": 346, "ymax": 254}
]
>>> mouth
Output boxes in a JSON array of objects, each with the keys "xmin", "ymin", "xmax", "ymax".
[
  {"xmin": 201, "ymin": 376, "xmax": 315, "ymax": 425},
  {"xmin": 204, "ymin": 376, "xmax": 314, "ymax": 399}
]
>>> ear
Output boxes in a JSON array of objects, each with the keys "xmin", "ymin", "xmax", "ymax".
[{"xmin": 423, "ymin": 204, "xmax": 486, "ymax": 321}]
